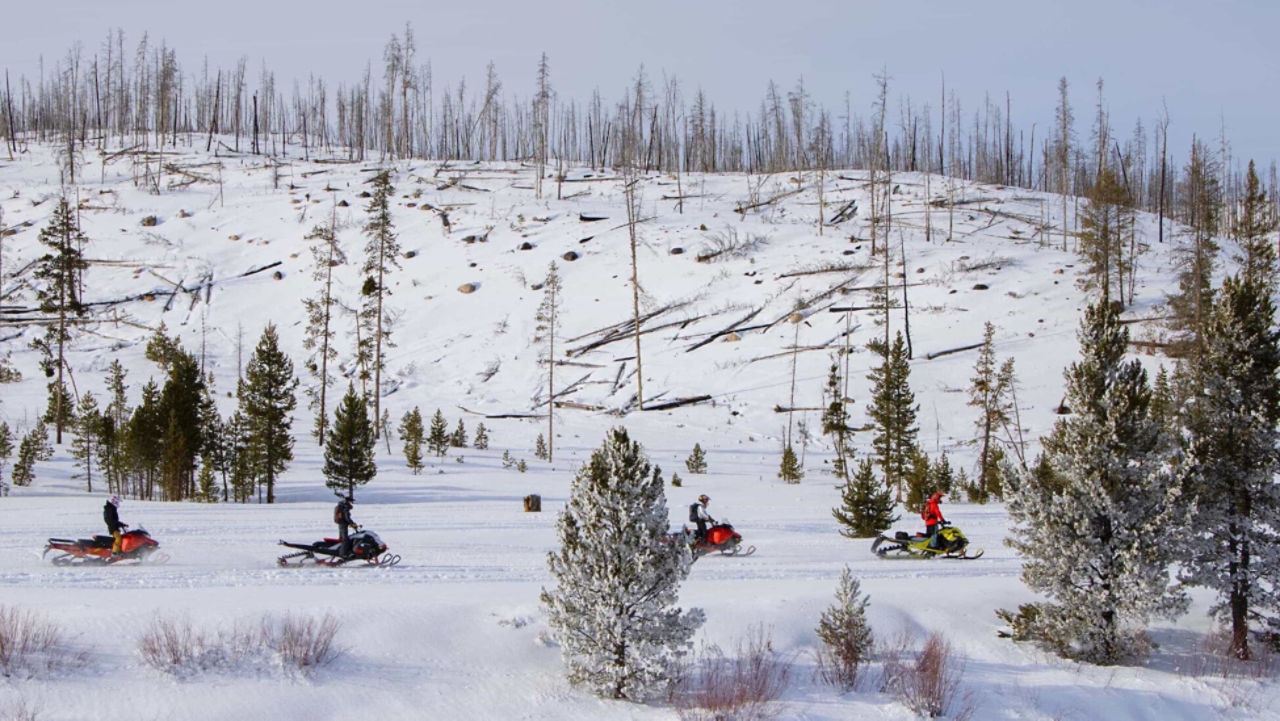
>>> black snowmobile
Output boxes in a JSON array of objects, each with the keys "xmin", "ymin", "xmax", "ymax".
[{"xmin": 277, "ymin": 528, "xmax": 400, "ymax": 567}]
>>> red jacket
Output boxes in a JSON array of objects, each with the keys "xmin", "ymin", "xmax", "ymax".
[{"xmin": 922, "ymin": 497, "xmax": 945, "ymax": 526}]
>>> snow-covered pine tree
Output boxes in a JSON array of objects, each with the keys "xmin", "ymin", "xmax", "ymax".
[
  {"xmin": 302, "ymin": 215, "xmax": 346, "ymax": 445},
  {"xmin": 427, "ymin": 409, "xmax": 449, "ymax": 457},
  {"xmin": 323, "ymin": 383, "xmax": 377, "ymax": 498},
  {"xmin": 397, "ymin": 407, "xmax": 425, "ymax": 475},
  {"xmin": 0, "ymin": 422, "xmax": 13, "ymax": 496},
  {"xmin": 832, "ymin": 458, "xmax": 898, "ymax": 538},
  {"xmin": 31, "ymin": 197, "xmax": 88, "ymax": 444},
  {"xmin": 541, "ymin": 426, "xmax": 704, "ymax": 701},
  {"xmin": 1232, "ymin": 160, "xmax": 1277, "ymax": 294},
  {"xmin": 534, "ymin": 432, "xmax": 548, "ymax": 461},
  {"xmin": 450, "ymin": 418, "xmax": 467, "ymax": 448},
  {"xmin": 821, "ymin": 360, "xmax": 851, "ymax": 481},
  {"xmin": 1176, "ymin": 275, "xmax": 1280, "ymax": 660},
  {"xmin": 1005, "ymin": 301, "xmax": 1185, "ymax": 664},
  {"xmin": 472, "ymin": 422, "xmax": 490, "ymax": 450}
]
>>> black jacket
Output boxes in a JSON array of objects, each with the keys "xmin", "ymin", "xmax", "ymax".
[
  {"xmin": 334, "ymin": 500, "xmax": 355, "ymax": 528},
  {"xmin": 104, "ymin": 502, "xmax": 125, "ymax": 534}
]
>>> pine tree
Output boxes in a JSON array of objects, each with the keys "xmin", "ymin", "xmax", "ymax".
[
  {"xmin": 70, "ymin": 391, "xmax": 102, "ymax": 492},
  {"xmin": 502, "ymin": 450, "xmax": 514, "ymax": 469},
  {"xmin": 931, "ymin": 452, "xmax": 955, "ymax": 498},
  {"xmin": 42, "ymin": 380, "xmax": 74, "ymax": 433},
  {"xmin": 778, "ymin": 443, "xmax": 803, "ymax": 483},
  {"xmin": 323, "ymin": 383, "xmax": 377, "ymax": 497},
  {"xmin": 302, "ymin": 216, "xmax": 346, "ymax": 445},
  {"xmin": 684, "ymin": 443, "xmax": 708, "ymax": 474},
  {"xmin": 1005, "ymin": 301, "xmax": 1185, "ymax": 664},
  {"xmin": 472, "ymin": 422, "xmax": 490, "ymax": 450},
  {"xmin": 905, "ymin": 448, "xmax": 931, "ymax": 511},
  {"xmin": 534, "ymin": 433, "xmax": 548, "ymax": 461},
  {"xmin": 1176, "ymin": 275, "xmax": 1280, "ymax": 660},
  {"xmin": 100, "ymin": 360, "xmax": 130, "ymax": 496},
  {"xmin": 11, "ymin": 426, "xmax": 44, "ymax": 487},
  {"xmin": 359, "ymin": 169, "xmax": 400, "ymax": 435},
  {"xmin": 541, "ymin": 427, "xmax": 704, "ymax": 700},
  {"xmin": 427, "ymin": 409, "xmax": 449, "ymax": 457},
  {"xmin": 155, "ymin": 340, "xmax": 205, "ymax": 501},
  {"xmin": 535, "ymin": 261, "xmax": 563, "ymax": 462},
  {"xmin": 127, "ymin": 381, "xmax": 164, "ymax": 500},
  {"xmin": 0, "ymin": 422, "xmax": 13, "ymax": 496},
  {"xmin": 31, "ymin": 197, "xmax": 88, "ymax": 444},
  {"xmin": 195, "ymin": 457, "xmax": 219, "ymax": 503},
  {"xmin": 238, "ymin": 324, "xmax": 297, "ymax": 504},
  {"xmin": 832, "ymin": 458, "xmax": 898, "ymax": 538},
  {"xmin": 450, "ymin": 418, "xmax": 468, "ymax": 448},
  {"xmin": 1079, "ymin": 166, "xmax": 1134, "ymax": 306},
  {"xmin": 821, "ymin": 360, "xmax": 851, "ymax": 481},
  {"xmin": 866, "ymin": 331, "xmax": 919, "ymax": 501},
  {"xmin": 968, "ymin": 322, "xmax": 1015, "ymax": 500},
  {"xmin": 815, "ymin": 566, "xmax": 874, "ymax": 690},
  {"xmin": 397, "ymin": 407, "xmax": 425, "ymax": 475},
  {"xmin": 1233, "ymin": 160, "xmax": 1278, "ymax": 294},
  {"xmin": 1168, "ymin": 139, "xmax": 1221, "ymax": 363}
]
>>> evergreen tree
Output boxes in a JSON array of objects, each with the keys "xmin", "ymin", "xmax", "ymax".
[
  {"xmin": 968, "ymin": 322, "xmax": 1015, "ymax": 500},
  {"xmin": 1005, "ymin": 301, "xmax": 1185, "ymax": 664},
  {"xmin": 778, "ymin": 443, "xmax": 803, "ymax": 483},
  {"xmin": 821, "ymin": 360, "xmax": 851, "ymax": 481},
  {"xmin": 1149, "ymin": 365, "xmax": 1175, "ymax": 435},
  {"xmin": 1168, "ymin": 140, "xmax": 1221, "ymax": 363},
  {"xmin": 427, "ymin": 409, "xmax": 449, "ymax": 457},
  {"xmin": 323, "ymin": 383, "xmax": 377, "ymax": 498},
  {"xmin": 237, "ymin": 324, "xmax": 297, "ymax": 504},
  {"xmin": 42, "ymin": 380, "xmax": 74, "ymax": 433},
  {"xmin": 815, "ymin": 566, "xmax": 874, "ymax": 690},
  {"xmin": 1176, "ymin": 275, "xmax": 1280, "ymax": 660},
  {"xmin": 156, "ymin": 341, "xmax": 206, "ymax": 500},
  {"xmin": 541, "ymin": 427, "xmax": 704, "ymax": 700},
  {"xmin": 160, "ymin": 411, "xmax": 190, "ymax": 501},
  {"xmin": 1079, "ymin": 166, "xmax": 1134, "ymax": 306},
  {"xmin": 359, "ymin": 169, "xmax": 400, "ymax": 434},
  {"xmin": 31, "ymin": 197, "xmax": 88, "ymax": 444},
  {"xmin": 904, "ymin": 448, "xmax": 931, "ymax": 511},
  {"xmin": 127, "ymin": 380, "xmax": 164, "ymax": 500},
  {"xmin": 1233, "ymin": 160, "xmax": 1278, "ymax": 294},
  {"xmin": 535, "ymin": 261, "xmax": 563, "ymax": 462},
  {"xmin": 100, "ymin": 360, "xmax": 130, "ymax": 496},
  {"xmin": 195, "ymin": 457, "xmax": 219, "ymax": 503},
  {"xmin": 931, "ymin": 452, "xmax": 955, "ymax": 498},
  {"xmin": 534, "ymin": 432, "xmax": 548, "ymax": 461},
  {"xmin": 196, "ymin": 377, "xmax": 228, "ymax": 502},
  {"xmin": 450, "ymin": 418, "xmax": 468, "ymax": 448},
  {"xmin": 70, "ymin": 391, "xmax": 102, "ymax": 492},
  {"xmin": 472, "ymin": 422, "xmax": 490, "ymax": 450},
  {"xmin": 684, "ymin": 443, "xmax": 707, "ymax": 474},
  {"xmin": 302, "ymin": 217, "xmax": 346, "ymax": 445},
  {"xmin": 11, "ymin": 423, "xmax": 52, "ymax": 487},
  {"xmin": 0, "ymin": 422, "xmax": 13, "ymax": 496},
  {"xmin": 866, "ymin": 331, "xmax": 919, "ymax": 501},
  {"xmin": 225, "ymin": 410, "xmax": 256, "ymax": 503},
  {"xmin": 832, "ymin": 458, "xmax": 898, "ymax": 538},
  {"xmin": 397, "ymin": 407, "xmax": 425, "ymax": 475}
]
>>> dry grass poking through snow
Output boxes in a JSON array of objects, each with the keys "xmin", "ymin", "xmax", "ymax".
[
  {"xmin": 138, "ymin": 612, "xmax": 341, "ymax": 676},
  {"xmin": 0, "ymin": 605, "xmax": 80, "ymax": 677},
  {"xmin": 672, "ymin": 626, "xmax": 793, "ymax": 721}
]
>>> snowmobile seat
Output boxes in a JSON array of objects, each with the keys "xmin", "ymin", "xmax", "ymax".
[
  {"xmin": 91, "ymin": 535, "xmax": 114, "ymax": 547},
  {"xmin": 894, "ymin": 531, "xmax": 910, "ymax": 541}
]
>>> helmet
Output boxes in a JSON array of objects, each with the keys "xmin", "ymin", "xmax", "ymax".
[
  {"xmin": 346, "ymin": 495, "xmax": 355, "ymax": 504},
  {"xmin": 930, "ymin": 492, "xmax": 945, "ymax": 501},
  {"xmin": 109, "ymin": 495, "xmax": 121, "ymax": 507},
  {"xmin": 698, "ymin": 494, "xmax": 710, "ymax": 504}
]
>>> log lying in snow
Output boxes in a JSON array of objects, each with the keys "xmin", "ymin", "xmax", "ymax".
[
  {"xmin": 774, "ymin": 405, "xmax": 825, "ymax": 413},
  {"xmin": 734, "ymin": 186, "xmax": 805, "ymax": 214},
  {"xmin": 924, "ymin": 342, "xmax": 984, "ymax": 360},
  {"xmin": 640, "ymin": 395, "xmax": 712, "ymax": 411}
]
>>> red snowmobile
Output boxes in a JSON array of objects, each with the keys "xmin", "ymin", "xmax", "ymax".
[
  {"xmin": 44, "ymin": 528, "xmax": 167, "ymax": 565},
  {"xmin": 690, "ymin": 521, "xmax": 755, "ymax": 558},
  {"xmin": 277, "ymin": 528, "xmax": 400, "ymax": 567}
]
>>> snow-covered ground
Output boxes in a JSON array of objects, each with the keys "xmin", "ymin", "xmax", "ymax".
[{"xmin": 0, "ymin": 142, "xmax": 1276, "ymax": 719}]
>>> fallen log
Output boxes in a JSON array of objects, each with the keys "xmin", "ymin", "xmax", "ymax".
[
  {"xmin": 686, "ymin": 307, "xmax": 764, "ymax": 352},
  {"xmin": 925, "ymin": 342, "xmax": 983, "ymax": 360},
  {"xmin": 641, "ymin": 395, "xmax": 712, "ymax": 411},
  {"xmin": 734, "ymin": 186, "xmax": 805, "ymax": 215}
]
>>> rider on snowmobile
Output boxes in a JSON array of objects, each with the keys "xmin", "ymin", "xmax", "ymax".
[
  {"xmin": 689, "ymin": 494, "xmax": 714, "ymax": 542},
  {"xmin": 104, "ymin": 496, "xmax": 128, "ymax": 556},
  {"xmin": 922, "ymin": 492, "xmax": 946, "ymax": 548},
  {"xmin": 334, "ymin": 494, "xmax": 358, "ymax": 557}
]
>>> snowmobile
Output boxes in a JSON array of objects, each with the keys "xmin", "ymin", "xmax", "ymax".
[
  {"xmin": 276, "ymin": 527, "xmax": 400, "ymax": 567},
  {"xmin": 43, "ymin": 528, "xmax": 168, "ymax": 565},
  {"xmin": 871, "ymin": 521, "xmax": 983, "ymax": 560},
  {"xmin": 689, "ymin": 520, "xmax": 755, "ymax": 558}
]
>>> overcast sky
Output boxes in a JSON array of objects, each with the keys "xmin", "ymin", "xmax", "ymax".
[{"xmin": 4, "ymin": 0, "xmax": 1277, "ymax": 169}]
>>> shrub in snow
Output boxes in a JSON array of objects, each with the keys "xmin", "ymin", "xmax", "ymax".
[
  {"xmin": 672, "ymin": 626, "xmax": 791, "ymax": 721},
  {"xmin": 1004, "ymin": 301, "xmax": 1186, "ymax": 665},
  {"xmin": 541, "ymin": 426, "xmax": 704, "ymax": 701},
  {"xmin": 815, "ymin": 567, "xmax": 874, "ymax": 690},
  {"xmin": 0, "ymin": 606, "xmax": 78, "ymax": 677},
  {"xmin": 137, "ymin": 613, "xmax": 341, "ymax": 676},
  {"xmin": 882, "ymin": 632, "xmax": 971, "ymax": 719}
]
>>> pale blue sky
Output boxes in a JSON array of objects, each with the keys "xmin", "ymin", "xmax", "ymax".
[{"xmin": 5, "ymin": 0, "xmax": 1277, "ymax": 168}]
